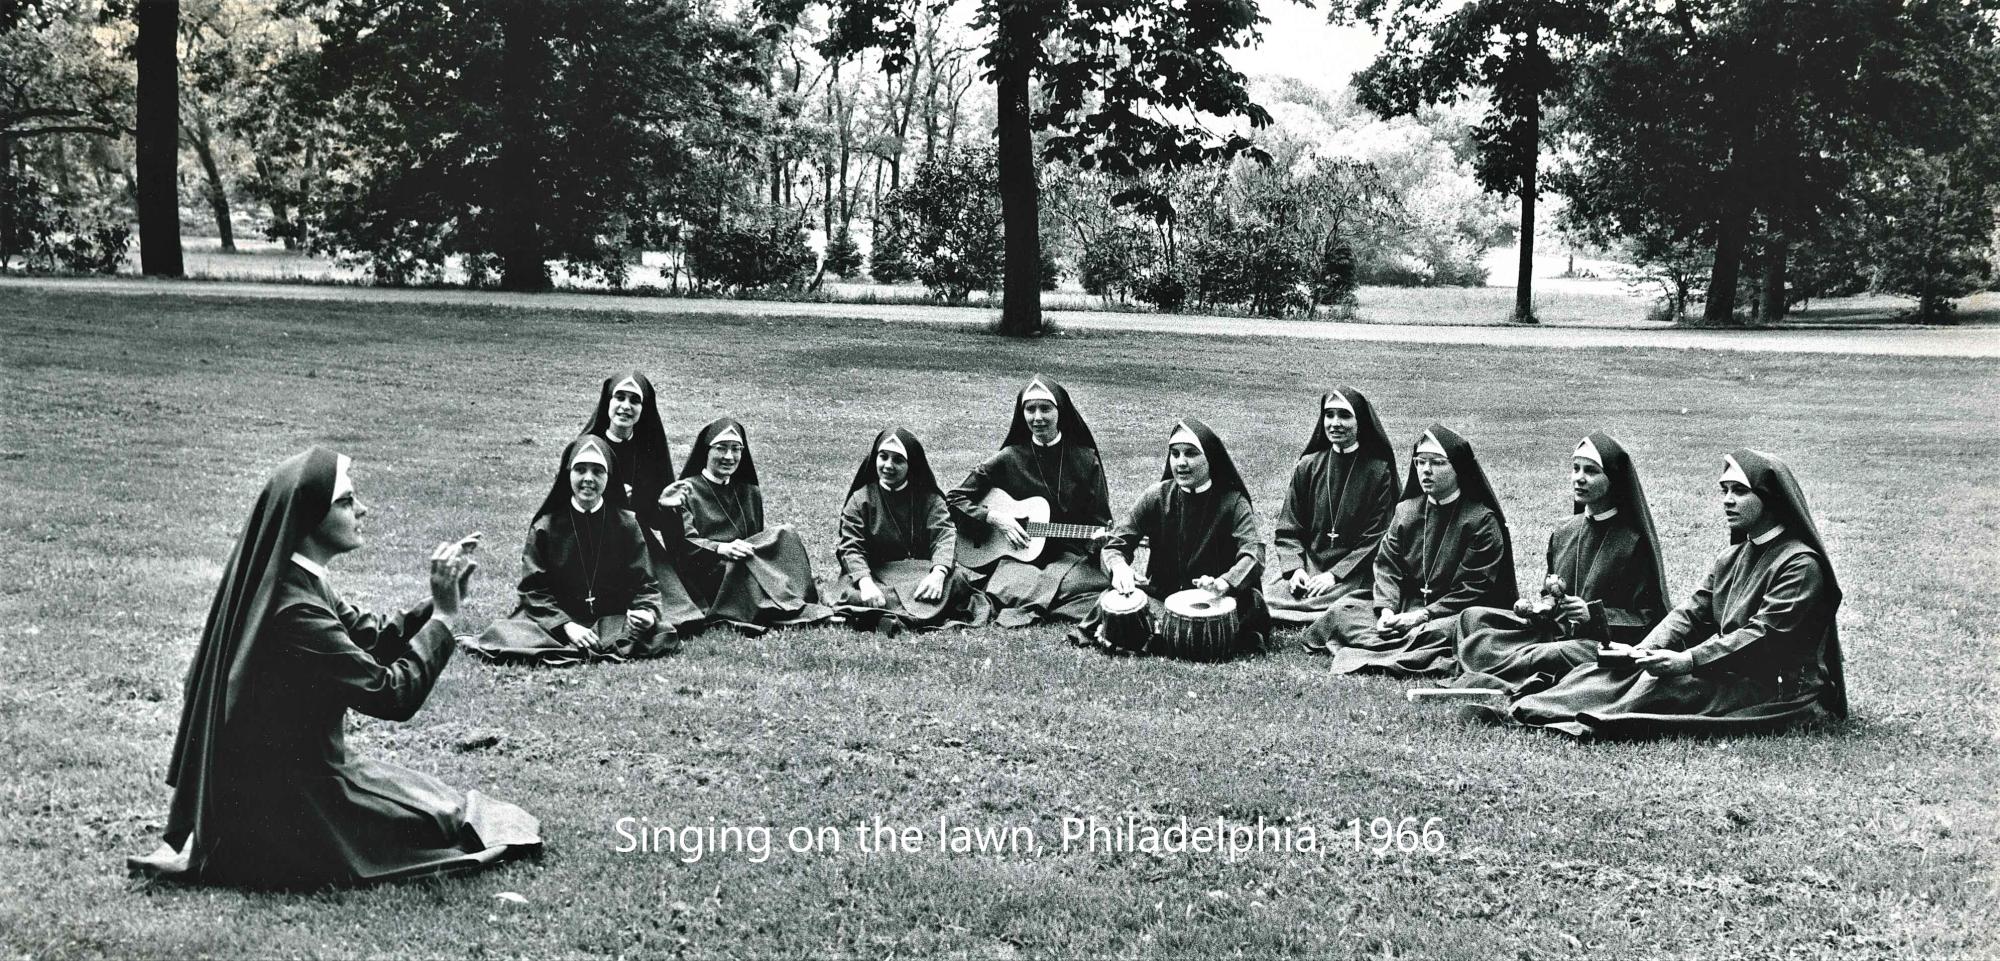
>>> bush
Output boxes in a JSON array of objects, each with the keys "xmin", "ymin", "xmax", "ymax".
[
  {"xmin": 0, "ymin": 172, "xmax": 132, "ymax": 275},
  {"xmin": 884, "ymin": 147, "xmax": 1004, "ymax": 302},
  {"xmin": 685, "ymin": 216, "xmax": 814, "ymax": 292},
  {"xmin": 868, "ymin": 222, "xmax": 913, "ymax": 283},
  {"xmin": 822, "ymin": 227, "xmax": 863, "ymax": 278},
  {"xmin": 1134, "ymin": 271, "xmax": 1188, "ymax": 312}
]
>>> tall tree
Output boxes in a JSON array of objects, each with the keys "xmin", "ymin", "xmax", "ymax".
[
  {"xmin": 1330, "ymin": 0, "xmax": 1607, "ymax": 324},
  {"xmin": 827, "ymin": 0, "xmax": 1276, "ymax": 336},
  {"xmin": 135, "ymin": 0, "xmax": 183, "ymax": 276}
]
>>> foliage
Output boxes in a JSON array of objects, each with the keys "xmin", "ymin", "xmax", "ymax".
[
  {"xmin": 867, "ymin": 216, "xmax": 913, "ymax": 283},
  {"xmin": 882, "ymin": 145, "xmax": 1003, "ymax": 303},
  {"xmin": 1866, "ymin": 149, "xmax": 2000, "ymax": 322},
  {"xmin": 0, "ymin": 170, "xmax": 131, "ymax": 273},
  {"xmin": 821, "ymin": 225, "xmax": 863, "ymax": 278},
  {"xmin": 684, "ymin": 211, "xmax": 816, "ymax": 293}
]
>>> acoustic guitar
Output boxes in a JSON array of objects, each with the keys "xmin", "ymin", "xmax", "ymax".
[{"xmin": 956, "ymin": 489, "xmax": 1108, "ymax": 569}]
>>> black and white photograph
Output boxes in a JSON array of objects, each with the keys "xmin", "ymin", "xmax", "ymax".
[{"xmin": 2, "ymin": 0, "xmax": 1996, "ymax": 956}]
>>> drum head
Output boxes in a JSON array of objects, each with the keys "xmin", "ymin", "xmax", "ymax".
[
  {"xmin": 1164, "ymin": 588, "xmax": 1237, "ymax": 618},
  {"xmin": 1099, "ymin": 588, "xmax": 1148, "ymax": 615}
]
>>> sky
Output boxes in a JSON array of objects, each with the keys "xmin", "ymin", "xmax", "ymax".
[{"xmin": 1228, "ymin": 4, "xmax": 1385, "ymax": 90}]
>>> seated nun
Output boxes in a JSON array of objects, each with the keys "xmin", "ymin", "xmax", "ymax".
[
  {"xmin": 1267, "ymin": 387, "xmax": 1399, "ymax": 648},
  {"xmin": 828, "ymin": 428, "xmax": 991, "ymax": 633},
  {"xmin": 578, "ymin": 370, "xmax": 706, "ymax": 635},
  {"xmin": 673, "ymin": 417, "xmax": 833, "ymax": 634},
  {"xmin": 462, "ymin": 435, "xmax": 666, "ymax": 664},
  {"xmin": 1492, "ymin": 449, "xmax": 1847, "ymax": 739},
  {"xmin": 1309, "ymin": 425, "xmax": 1517, "ymax": 676},
  {"xmin": 1071, "ymin": 418, "xmax": 1270, "ymax": 659},
  {"xmin": 128, "ymin": 448, "xmax": 539, "ymax": 889},
  {"xmin": 1443, "ymin": 433, "xmax": 1668, "ymax": 690}
]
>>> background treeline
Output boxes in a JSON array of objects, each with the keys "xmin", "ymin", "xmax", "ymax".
[{"xmin": 2, "ymin": 0, "xmax": 1997, "ymax": 325}]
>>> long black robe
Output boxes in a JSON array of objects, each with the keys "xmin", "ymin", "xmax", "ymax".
[
  {"xmin": 1450, "ymin": 512, "xmax": 1665, "ymax": 687},
  {"xmin": 946, "ymin": 440, "xmax": 1114, "ymax": 626},
  {"xmin": 1268, "ymin": 449, "xmax": 1398, "ymax": 628},
  {"xmin": 1507, "ymin": 534, "xmax": 1839, "ymax": 737},
  {"xmin": 131, "ymin": 448, "xmax": 538, "ymax": 889},
  {"xmin": 1076, "ymin": 479, "xmax": 1270, "ymax": 658},
  {"xmin": 463, "ymin": 503, "xmax": 667, "ymax": 664},
  {"xmin": 598, "ymin": 432, "xmax": 707, "ymax": 634},
  {"xmin": 679, "ymin": 476, "xmax": 832, "ymax": 633},
  {"xmin": 829, "ymin": 483, "xmax": 989, "ymax": 631},
  {"xmin": 1313, "ymin": 496, "xmax": 1516, "ymax": 675}
]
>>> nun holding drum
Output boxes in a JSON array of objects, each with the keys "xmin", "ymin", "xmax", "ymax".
[
  {"xmin": 1492, "ymin": 449, "xmax": 1848, "ymax": 739},
  {"xmin": 1072, "ymin": 418, "xmax": 1271, "ymax": 660},
  {"xmin": 1444, "ymin": 432, "xmax": 1669, "ymax": 691},
  {"xmin": 1308, "ymin": 425, "xmax": 1518, "ymax": 676},
  {"xmin": 828, "ymin": 428, "xmax": 992, "ymax": 633}
]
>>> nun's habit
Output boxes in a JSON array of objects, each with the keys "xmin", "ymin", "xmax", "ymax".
[
  {"xmin": 1267, "ymin": 388, "xmax": 1400, "ymax": 637},
  {"xmin": 829, "ymin": 428, "xmax": 992, "ymax": 632},
  {"xmin": 463, "ymin": 435, "xmax": 667, "ymax": 664},
  {"xmin": 1450, "ymin": 433, "xmax": 1669, "ymax": 688},
  {"xmin": 579, "ymin": 370, "xmax": 705, "ymax": 634},
  {"xmin": 945, "ymin": 376, "xmax": 1115, "ymax": 626},
  {"xmin": 128, "ymin": 448, "xmax": 539, "ymax": 889},
  {"xmin": 675, "ymin": 417, "xmax": 833, "ymax": 633},
  {"xmin": 1502, "ymin": 449, "xmax": 1847, "ymax": 739},
  {"xmin": 1310, "ymin": 425, "xmax": 1518, "ymax": 675},
  {"xmin": 1073, "ymin": 419, "xmax": 1270, "ymax": 657}
]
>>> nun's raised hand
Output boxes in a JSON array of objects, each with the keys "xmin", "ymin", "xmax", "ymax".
[
  {"xmin": 659, "ymin": 481, "xmax": 691, "ymax": 511},
  {"xmin": 428, "ymin": 538, "xmax": 475, "ymax": 618},
  {"xmin": 453, "ymin": 532, "xmax": 482, "ymax": 598}
]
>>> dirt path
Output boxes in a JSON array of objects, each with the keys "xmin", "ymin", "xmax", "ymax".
[{"xmin": 7, "ymin": 275, "xmax": 1998, "ymax": 358}]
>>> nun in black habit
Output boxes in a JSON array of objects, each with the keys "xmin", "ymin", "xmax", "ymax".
[
  {"xmin": 674, "ymin": 417, "xmax": 833, "ymax": 633},
  {"xmin": 1448, "ymin": 432, "xmax": 1669, "ymax": 689},
  {"xmin": 463, "ymin": 434, "xmax": 667, "ymax": 664},
  {"xmin": 578, "ymin": 370, "xmax": 706, "ymax": 635},
  {"xmin": 829, "ymin": 427, "xmax": 992, "ymax": 633},
  {"xmin": 129, "ymin": 448, "xmax": 539, "ymax": 889},
  {"xmin": 1498, "ymin": 449, "xmax": 1847, "ymax": 739},
  {"xmin": 1267, "ymin": 387, "xmax": 1400, "ymax": 642},
  {"xmin": 1071, "ymin": 418, "xmax": 1270, "ymax": 657},
  {"xmin": 1311, "ymin": 425, "xmax": 1518, "ymax": 675},
  {"xmin": 945, "ymin": 376, "xmax": 1115, "ymax": 627}
]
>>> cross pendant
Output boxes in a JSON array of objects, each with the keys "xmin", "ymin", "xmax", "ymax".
[{"xmin": 585, "ymin": 593, "xmax": 597, "ymax": 616}]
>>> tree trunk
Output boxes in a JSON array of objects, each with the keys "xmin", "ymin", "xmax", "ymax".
[
  {"xmin": 1703, "ymin": 212, "xmax": 1746, "ymax": 326},
  {"xmin": 1761, "ymin": 234, "xmax": 1788, "ymax": 322},
  {"xmin": 496, "ymin": 1, "xmax": 548, "ymax": 291},
  {"xmin": 136, "ymin": 0, "xmax": 184, "ymax": 277},
  {"xmin": 993, "ymin": 3, "xmax": 1042, "ymax": 336},
  {"xmin": 1, "ymin": 133, "xmax": 14, "ymax": 266},
  {"xmin": 1513, "ymin": 55, "xmax": 1539, "ymax": 324},
  {"xmin": 189, "ymin": 112, "xmax": 234, "ymax": 251}
]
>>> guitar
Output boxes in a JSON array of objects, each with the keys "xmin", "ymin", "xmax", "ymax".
[{"xmin": 956, "ymin": 489, "xmax": 1108, "ymax": 569}]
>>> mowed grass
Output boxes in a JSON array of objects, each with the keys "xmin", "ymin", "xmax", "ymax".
[{"xmin": 1, "ymin": 291, "xmax": 1996, "ymax": 960}]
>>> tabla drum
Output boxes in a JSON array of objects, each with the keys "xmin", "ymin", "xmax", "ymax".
[
  {"xmin": 1096, "ymin": 588, "xmax": 1152, "ymax": 652},
  {"xmin": 1158, "ymin": 589, "xmax": 1240, "ymax": 661}
]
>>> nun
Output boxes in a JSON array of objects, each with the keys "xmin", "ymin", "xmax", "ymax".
[
  {"xmin": 829, "ymin": 428, "xmax": 991, "ymax": 633},
  {"xmin": 128, "ymin": 448, "xmax": 539, "ymax": 889},
  {"xmin": 945, "ymin": 376, "xmax": 1115, "ymax": 626},
  {"xmin": 1499, "ymin": 449, "xmax": 1847, "ymax": 738},
  {"xmin": 1309, "ymin": 425, "xmax": 1517, "ymax": 675},
  {"xmin": 463, "ymin": 435, "xmax": 666, "ymax": 664},
  {"xmin": 578, "ymin": 371, "xmax": 706, "ymax": 636},
  {"xmin": 1267, "ymin": 387, "xmax": 1399, "ymax": 647},
  {"xmin": 674, "ymin": 417, "xmax": 833, "ymax": 633},
  {"xmin": 1072, "ymin": 418, "xmax": 1270, "ymax": 656}
]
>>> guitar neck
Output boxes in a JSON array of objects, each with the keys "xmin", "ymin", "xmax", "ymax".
[{"xmin": 1022, "ymin": 522, "xmax": 1101, "ymax": 540}]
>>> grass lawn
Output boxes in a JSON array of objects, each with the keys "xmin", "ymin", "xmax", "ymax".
[{"xmin": 2, "ymin": 291, "xmax": 1996, "ymax": 960}]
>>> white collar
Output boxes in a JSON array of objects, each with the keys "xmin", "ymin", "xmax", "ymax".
[
  {"xmin": 571, "ymin": 496, "xmax": 604, "ymax": 514},
  {"xmin": 1175, "ymin": 479, "xmax": 1214, "ymax": 494},
  {"xmin": 1590, "ymin": 506, "xmax": 1619, "ymax": 522},
  {"xmin": 289, "ymin": 552, "xmax": 328, "ymax": 581},
  {"xmin": 879, "ymin": 479, "xmax": 908, "ymax": 492},
  {"xmin": 1750, "ymin": 524, "xmax": 1786, "ymax": 546},
  {"xmin": 1031, "ymin": 432, "xmax": 1063, "ymax": 448},
  {"xmin": 1427, "ymin": 490, "xmax": 1462, "ymax": 506},
  {"xmin": 1334, "ymin": 441, "xmax": 1359, "ymax": 455},
  {"xmin": 702, "ymin": 468, "xmax": 730, "ymax": 486},
  {"xmin": 605, "ymin": 424, "xmax": 635, "ymax": 442}
]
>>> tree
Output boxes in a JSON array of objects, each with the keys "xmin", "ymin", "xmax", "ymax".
[
  {"xmin": 293, "ymin": 0, "xmax": 772, "ymax": 289},
  {"xmin": 883, "ymin": 145, "xmax": 1002, "ymax": 302},
  {"xmin": 826, "ymin": 0, "xmax": 1277, "ymax": 336},
  {"xmin": 1330, "ymin": 0, "xmax": 1607, "ymax": 324},
  {"xmin": 1868, "ymin": 149, "xmax": 2000, "ymax": 322},
  {"xmin": 135, "ymin": 0, "xmax": 183, "ymax": 276}
]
